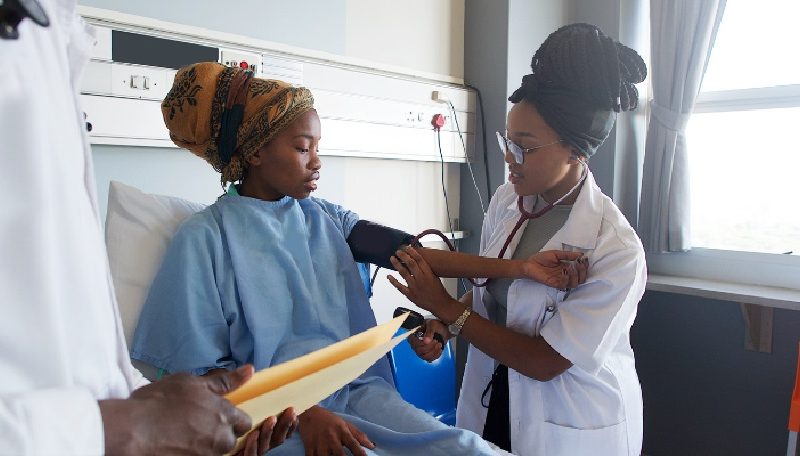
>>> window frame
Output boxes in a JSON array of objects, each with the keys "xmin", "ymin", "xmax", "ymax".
[{"xmin": 647, "ymin": 83, "xmax": 800, "ymax": 292}]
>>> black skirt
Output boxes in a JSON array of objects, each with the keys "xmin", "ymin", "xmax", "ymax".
[{"xmin": 481, "ymin": 364, "xmax": 511, "ymax": 452}]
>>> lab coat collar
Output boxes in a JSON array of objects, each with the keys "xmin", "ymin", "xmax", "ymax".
[{"xmin": 504, "ymin": 170, "xmax": 603, "ymax": 251}]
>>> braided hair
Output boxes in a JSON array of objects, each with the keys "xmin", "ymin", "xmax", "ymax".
[{"xmin": 509, "ymin": 23, "xmax": 647, "ymax": 156}]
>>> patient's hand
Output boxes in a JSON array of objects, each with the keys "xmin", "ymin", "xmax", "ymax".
[
  {"xmin": 408, "ymin": 319, "xmax": 449, "ymax": 362},
  {"xmin": 235, "ymin": 407, "xmax": 298, "ymax": 456},
  {"xmin": 521, "ymin": 250, "xmax": 588, "ymax": 289},
  {"xmin": 299, "ymin": 405, "xmax": 375, "ymax": 456}
]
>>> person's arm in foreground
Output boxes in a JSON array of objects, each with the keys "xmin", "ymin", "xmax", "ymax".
[{"xmin": 97, "ymin": 366, "xmax": 253, "ymax": 455}]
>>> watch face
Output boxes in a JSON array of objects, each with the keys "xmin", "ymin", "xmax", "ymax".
[{"xmin": 448, "ymin": 323, "xmax": 460, "ymax": 336}]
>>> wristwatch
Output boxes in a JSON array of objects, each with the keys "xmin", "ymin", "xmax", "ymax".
[{"xmin": 447, "ymin": 307, "xmax": 472, "ymax": 336}]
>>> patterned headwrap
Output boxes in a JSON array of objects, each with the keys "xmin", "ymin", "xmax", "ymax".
[{"xmin": 161, "ymin": 62, "xmax": 315, "ymax": 184}]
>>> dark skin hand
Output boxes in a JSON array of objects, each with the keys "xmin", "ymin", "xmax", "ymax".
[
  {"xmin": 401, "ymin": 246, "xmax": 588, "ymax": 362},
  {"xmin": 98, "ymin": 365, "xmax": 254, "ymax": 456},
  {"xmin": 419, "ymin": 247, "xmax": 587, "ymax": 286},
  {"xmin": 411, "ymin": 318, "xmax": 447, "ymax": 363},
  {"xmin": 203, "ymin": 368, "xmax": 298, "ymax": 456},
  {"xmin": 389, "ymin": 247, "xmax": 581, "ymax": 381},
  {"xmin": 235, "ymin": 408, "xmax": 298, "ymax": 456},
  {"xmin": 298, "ymin": 405, "xmax": 375, "ymax": 456}
]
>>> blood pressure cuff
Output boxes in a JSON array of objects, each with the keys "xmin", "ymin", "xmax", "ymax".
[{"xmin": 346, "ymin": 220, "xmax": 418, "ymax": 270}]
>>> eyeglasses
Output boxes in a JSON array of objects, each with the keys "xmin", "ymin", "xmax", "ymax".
[{"xmin": 496, "ymin": 131, "xmax": 563, "ymax": 164}]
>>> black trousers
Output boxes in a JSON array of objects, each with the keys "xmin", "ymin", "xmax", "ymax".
[{"xmin": 481, "ymin": 364, "xmax": 511, "ymax": 452}]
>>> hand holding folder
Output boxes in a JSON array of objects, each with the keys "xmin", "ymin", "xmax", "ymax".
[{"xmin": 224, "ymin": 313, "xmax": 413, "ymax": 453}]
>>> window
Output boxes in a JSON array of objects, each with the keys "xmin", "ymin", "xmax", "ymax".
[{"xmin": 686, "ymin": 0, "xmax": 800, "ymax": 257}]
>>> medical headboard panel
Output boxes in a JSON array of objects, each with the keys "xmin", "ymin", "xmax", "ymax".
[{"xmin": 79, "ymin": 9, "xmax": 475, "ymax": 164}]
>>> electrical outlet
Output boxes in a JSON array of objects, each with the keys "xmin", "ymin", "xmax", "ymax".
[{"xmin": 219, "ymin": 49, "xmax": 262, "ymax": 75}]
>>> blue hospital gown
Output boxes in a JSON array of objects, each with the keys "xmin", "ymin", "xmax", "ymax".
[{"xmin": 131, "ymin": 190, "xmax": 495, "ymax": 455}]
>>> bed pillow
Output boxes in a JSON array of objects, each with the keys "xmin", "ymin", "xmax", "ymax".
[{"xmin": 105, "ymin": 181, "xmax": 206, "ymax": 350}]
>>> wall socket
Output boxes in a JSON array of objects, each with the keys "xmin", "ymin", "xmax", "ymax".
[{"xmin": 219, "ymin": 49, "xmax": 263, "ymax": 75}]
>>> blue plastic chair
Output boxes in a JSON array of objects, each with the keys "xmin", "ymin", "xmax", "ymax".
[
  {"xmin": 356, "ymin": 263, "xmax": 457, "ymax": 425},
  {"xmin": 388, "ymin": 330, "xmax": 457, "ymax": 426}
]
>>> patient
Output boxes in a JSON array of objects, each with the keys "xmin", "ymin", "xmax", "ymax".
[{"xmin": 131, "ymin": 62, "xmax": 578, "ymax": 455}]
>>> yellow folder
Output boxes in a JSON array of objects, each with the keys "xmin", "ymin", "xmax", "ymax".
[{"xmin": 225, "ymin": 313, "xmax": 413, "ymax": 453}]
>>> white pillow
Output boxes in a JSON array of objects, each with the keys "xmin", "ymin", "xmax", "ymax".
[{"xmin": 105, "ymin": 181, "xmax": 206, "ymax": 352}]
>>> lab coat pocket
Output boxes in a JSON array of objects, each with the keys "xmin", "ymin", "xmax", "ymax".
[{"xmin": 542, "ymin": 420, "xmax": 627, "ymax": 456}]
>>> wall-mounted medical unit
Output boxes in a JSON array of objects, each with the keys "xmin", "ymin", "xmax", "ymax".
[{"xmin": 78, "ymin": 9, "xmax": 477, "ymax": 164}]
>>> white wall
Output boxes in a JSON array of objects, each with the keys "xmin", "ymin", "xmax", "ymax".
[
  {"xmin": 506, "ymin": 0, "xmax": 570, "ymax": 98},
  {"xmin": 345, "ymin": 0, "xmax": 465, "ymax": 79},
  {"xmin": 78, "ymin": 0, "xmax": 348, "ymax": 54},
  {"xmin": 79, "ymin": 0, "xmax": 466, "ymax": 80}
]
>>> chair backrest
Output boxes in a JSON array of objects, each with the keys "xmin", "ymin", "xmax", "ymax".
[{"xmin": 389, "ymin": 331, "xmax": 457, "ymax": 425}]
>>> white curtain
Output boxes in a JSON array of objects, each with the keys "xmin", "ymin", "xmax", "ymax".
[{"xmin": 638, "ymin": 0, "xmax": 726, "ymax": 252}]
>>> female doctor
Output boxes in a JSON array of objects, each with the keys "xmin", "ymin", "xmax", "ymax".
[{"xmin": 388, "ymin": 23, "xmax": 648, "ymax": 456}]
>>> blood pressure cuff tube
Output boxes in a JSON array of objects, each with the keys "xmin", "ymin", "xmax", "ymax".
[{"xmin": 347, "ymin": 220, "xmax": 419, "ymax": 270}]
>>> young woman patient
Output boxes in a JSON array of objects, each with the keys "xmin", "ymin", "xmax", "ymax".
[{"xmin": 131, "ymin": 62, "xmax": 584, "ymax": 456}]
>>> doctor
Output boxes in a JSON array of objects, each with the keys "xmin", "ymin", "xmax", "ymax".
[
  {"xmin": 389, "ymin": 23, "xmax": 648, "ymax": 456},
  {"xmin": 0, "ymin": 1, "xmax": 293, "ymax": 454}
]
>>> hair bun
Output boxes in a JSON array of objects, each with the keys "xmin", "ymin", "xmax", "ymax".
[
  {"xmin": 616, "ymin": 42, "xmax": 647, "ymax": 111},
  {"xmin": 512, "ymin": 23, "xmax": 647, "ymax": 113}
]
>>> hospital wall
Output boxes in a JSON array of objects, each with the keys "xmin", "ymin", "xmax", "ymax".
[
  {"xmin": 461, "ymin": 1, "xmax": 798, "ymax": 455},
  {"xmin": 79, "ymin": 0, "xmax": 468, "ymax": 222},
  {"xmin": 78, "ymin": 0, "xmax": 464, "ymax": 78}
]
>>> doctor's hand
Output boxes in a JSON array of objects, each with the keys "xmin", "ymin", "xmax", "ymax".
[
  {"xmin": 99, "ymin": 365, "xmax": 254, "ymax": 456},
  {"xmin": 408, "ymin": 318, "xmax": 449, "ymax": 362},
  {"xmin": 388, "ymin": 246, "xmax": 463, "ymax": 324},
  {"xmin": 299, "ymin": 405, "xmax": 375, "ymax": 456},
  {"xmin": 521, "ymin": 250, "xmax": 588, "ymax": 289},
  {"xmin": 235, "ymin": 407, "xmax": 298, "ymax": 456}
]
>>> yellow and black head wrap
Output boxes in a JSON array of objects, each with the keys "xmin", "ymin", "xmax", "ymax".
[{"xmin": 161, "ymin": 62, "xmax": 315, "ymax": 185}]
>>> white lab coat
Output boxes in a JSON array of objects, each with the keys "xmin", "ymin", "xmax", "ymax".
[
  {"xmin": 457, "ymin": 171, "xmax": 645, "ymax": 456},
  {"xmin": 0, "ymin": 1, "xmax": 147, "ymax": 454}
]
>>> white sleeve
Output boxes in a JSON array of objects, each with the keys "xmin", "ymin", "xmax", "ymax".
[
  {"xmin": 0, "ymin": 387, "xmax": 104, "ymax": 455},
  {"xmin": 540, "ymin": 236, "xmax": 646, "ymax": 375},
  {"xmin": 129, "ymin": 366, "xmax": 151, "ymax": 390}
]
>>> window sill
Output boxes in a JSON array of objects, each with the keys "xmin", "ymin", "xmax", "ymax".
[{"xmin": 646, "ymin": 274, "xmax": 800, "ymax": 312}]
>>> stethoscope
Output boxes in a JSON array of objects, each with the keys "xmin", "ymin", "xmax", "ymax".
[
  {"xmin": 476, "ymin": 161, "xmax": 588, "ymax": 408},
  {"xmin": 415, "ymin": 160, "xmax": 588, "ymax": 287},
  {"xmin": 494, "ymin": 160, "xmax": 589, "ymax": 263}
]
